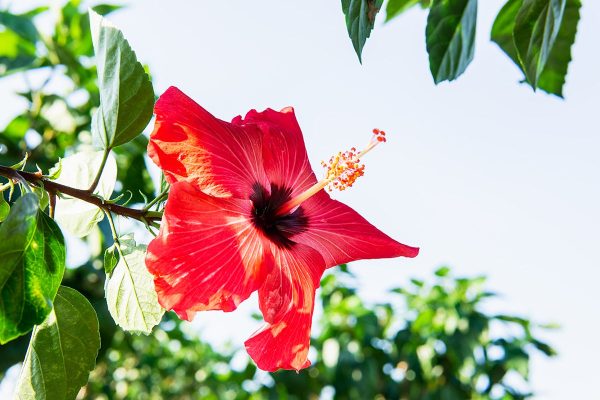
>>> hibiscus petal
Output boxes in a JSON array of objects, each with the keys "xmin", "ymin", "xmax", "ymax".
[
  {"xmin": 233, "ymin": 107, "xmax": 317, "ymax": 198},
  {"xmin": 148, "ymin": 87, "xmax": 269, "ymax": 198},
  {"xmin": 244, "ymin": 242, "xmax": 325, "ymax": 372},
  {"xmin": 145, "ymin": 181, "xmax": 272, "ymax": 320},
  {"xmin": 293, "ymin": 190, "xmax": 419, "ymax": 268}
]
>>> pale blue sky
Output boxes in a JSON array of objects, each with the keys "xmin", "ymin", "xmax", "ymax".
[{"xmin": 1, "ymin": 1, "xmax": 599, "ymax": 398}]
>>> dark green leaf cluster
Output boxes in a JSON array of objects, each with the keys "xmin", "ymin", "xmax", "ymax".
[
  {"xmin": 491, "ymin": 0, "xmax": 581, "ymax": 97},
  {"xmin": 344, "ymin": 0, "xmax": 581, "ymax": 95}
]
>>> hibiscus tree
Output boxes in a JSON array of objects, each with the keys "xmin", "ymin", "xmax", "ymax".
[{"xmin": 145, "ymin": 87, "xmax": 418, "ymax": 371}]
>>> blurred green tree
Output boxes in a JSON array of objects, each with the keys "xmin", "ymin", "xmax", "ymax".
[{"xmin": 80, "ymin": 267, "xmax": 555, "ymax": 400}]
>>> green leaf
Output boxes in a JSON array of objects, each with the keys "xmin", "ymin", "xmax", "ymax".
[
  {"xmin": 537, "ymin": 0, "xmax": 580, "ymax": 96},
  {"xmin": 15, "ymin": 286, "xmax": 100, "ymax": 400},
  {"xmin": 105, "ymin": 240, "xmax": 164, "ymax": 334},
  {"xmin": 0, "ymin": 193, "xmax": 65, "ymax": 344},
  {"xmin": 89, "ymin": 9, "xmax": 154, "ymax": 149},
  {"xmin": 103, "ymin": 244, "xmax": 119, "ymax": 275},
  {"xmin": 426, "ymin": 0, "xmax": 477, "ymax": 83},
  {"xmin": 2, "ymin": 115, "xmax": 30, "ymax": 140},
  {"xmin": 531, "ymin": 338, "xmax": 557, "ymax": 356},
  {"xmin": 0, "ymin": 10, "xmax": 40, "ymax": 75},
  {"xmin": 341, "ymin": 0, "xmax": 384, "ymax": 62},
  {"xmin": 492, "ymin": 0, "xmax": 577, "ymax": 96},
  {"xmin": 491, "ymin": 0, "xmax": 522, "ymax": 62},
  {"xmin": 0, "ymin": 195, "xmax": 9, "ymax": 222},
  {"xmin": 0, "ymin": 11, "xmax": 40, "ymax": 43},
  {"xmin": 53, "ymin": 150, "xmax": 117, "ymax": 238},
  {"xmin": 434, "ymin": 266, "xmax": 450, "ymax": 277},
  {"xmin": 513, "ymin": 0, "xmax": 566, "ymax": 88},
  {"xmin": 386, "ymin": 0, "xmax": 420, "ymax": 21},
  {"xmin": 0, "ymin": 30, "xmax": 37, "ymax": 76}
]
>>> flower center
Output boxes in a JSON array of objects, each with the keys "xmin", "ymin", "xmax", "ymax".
[
  {"xmin": 276, "ymin": 129, "xmax": 387, "ymax": 216},
  {"xmin": 250, "ymin": 183, "xmax": 308, "ymax": 248}
]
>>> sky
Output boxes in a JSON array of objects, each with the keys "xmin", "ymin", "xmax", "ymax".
[{"xmin": 1, "ymin": 0, "xmax": 599, "ymax": 398}]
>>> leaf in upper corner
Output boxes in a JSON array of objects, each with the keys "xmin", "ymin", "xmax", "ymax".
[
  {"xmin": 14, "ymin": 286, "xmax": 100, "ymax": 400},
  {"xmin": 426, "ymin": 0, "xmax": 478, "ymax": 83},
  {"xmin": 53, "ymin": 150, "xmax": 117, "ymax": 238},
  {"xmin": 341, "ymin": 0, "xmax": 384, "ymax": 62},
  {"xmin": 492, "ymin": 0, "xmax": 579, "ymax": 96},
  {"xmin": 105, "ymin": 239, "xmax": 163, "ymax": 334},
  {"xmin": 536, "ymin": 0, "xmax": 580, "ymax": 97},
  {"xmin": 89, "ymin": 9, "xmax": 154, "ymax": 149},
  {"xmin": 513, "ymin": 0, "xmax": 566, "ymax": 88},
  {"xmin": 491, "ymin": 0, "xmax": 522, "ymax": 62},
  {"xmin": 0, "ymin": 193, "xmax": 65, "ymax": 344}
]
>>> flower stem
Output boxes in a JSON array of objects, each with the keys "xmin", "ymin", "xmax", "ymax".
[{"xmin": 0, "ymin": 164, "xmax": 162, "ymax": 224}]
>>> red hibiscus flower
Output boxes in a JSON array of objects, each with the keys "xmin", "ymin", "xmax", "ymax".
[{"xmin": 145, "ymin": 87, "xmax": 418, "ymax": 372}]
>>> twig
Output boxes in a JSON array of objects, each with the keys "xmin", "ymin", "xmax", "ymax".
[{"xmin": 0, "ymin": 165, "xmax": 162, "ymax": 224}]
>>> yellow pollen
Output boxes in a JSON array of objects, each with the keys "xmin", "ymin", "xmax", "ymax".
[{"xmin": 276, "ymin": 128, "xmax": 387, "ymax": 216}]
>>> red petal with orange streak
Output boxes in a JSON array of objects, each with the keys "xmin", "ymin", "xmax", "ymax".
[
  {"xmin": 293, "ymin": 190, "xmax": 419, "ymax": 268},
  {"xmin": 245, "ymin": 243, "xmax": 325, "ymax": 372},
  {"xmin": 233, "ymin": 107, "xmax": 318, "ymax": 198},
  {"xmin": 145, "ymin": 181, "xmax": 272, "ymax": 320},
  {"xmin": 148, "ymin": 87, "xmax": 269, "ymax": 198}
]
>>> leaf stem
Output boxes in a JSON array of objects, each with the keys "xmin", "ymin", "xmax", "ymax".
[
  {"xmin": 103, "ymin": 209, "xmax": 125, "ymax": 257},
  {"xmin": 87, "ymin": 147, "xmax": 110, "ymax": 193},
  {"xmin": 143, "ymin": 186, "xmax": 169, "ymax": 211},
  {"xmin": 0, "ymin": 165, "xmax": 162, "ymax": 224}
]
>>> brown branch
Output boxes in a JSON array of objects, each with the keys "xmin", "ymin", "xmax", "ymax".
[{"xmin": 0, "ymin": 165, "xmax": 162, "ymax": 224}]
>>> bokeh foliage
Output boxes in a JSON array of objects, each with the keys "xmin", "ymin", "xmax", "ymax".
[{"xmin": 80, "ymin": 267, "xmax": 555, "ymax": 399}]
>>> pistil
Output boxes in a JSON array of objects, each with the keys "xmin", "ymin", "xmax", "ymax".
[{"xmin": 276, "ymin": 129, "xmax": 387, "ymax": 216}]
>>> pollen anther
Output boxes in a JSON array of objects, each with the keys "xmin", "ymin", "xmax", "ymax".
[{"xmin": 276, "ymin": 128, "xmax": 388, "ymax": 216}]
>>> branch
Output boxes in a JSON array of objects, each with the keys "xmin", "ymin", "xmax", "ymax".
[{"xmin": 0, "ymin": 165, "xmax": 162, "ymax": 224}]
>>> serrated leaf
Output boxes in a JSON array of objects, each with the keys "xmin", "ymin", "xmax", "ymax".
[
  {"xmin": 0, "ymin": 193, "xmax": 65, "ymax": 344},
  {"xmin": 89, "ymin": 9, "xmax": 154, "ymax": 149},
  {"xmin": 15, "ymin": 286, "xmax": 100, "ymax": 400},
  {"xmin": 0, "ymin": 195, "xmax": 9, "ymax": 222},
  {"xmin": 106, "ymin": 241, "xmax": 163, "ymax": 334},
  {"xmin": 53, "ymin": 150, "xmax": 117, "ymax": 238},
  {"xmin": 426, "ymin": 0, "xmax": 477, "ymax": 83},
  {"xmin": 386, "ymin": 0, "xmax": 420, "ymax": 21},
  {"xmin": 492, "ymin": 0, "xmax": 578, "ymax": 96},
  {"xmin": 491, "ymin": 0, "xmax": 522, "ymax": 62},
  {"xmin": 341, "ymin": 0, "xmax": 384, "ymax": 62},
  {"xmin": 513, "ymin": 0, "xmax": 566, "ymax": 88},
  {"xmin": 537, "ymin": 0, "xmax": 580, "ymax": 96}
]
